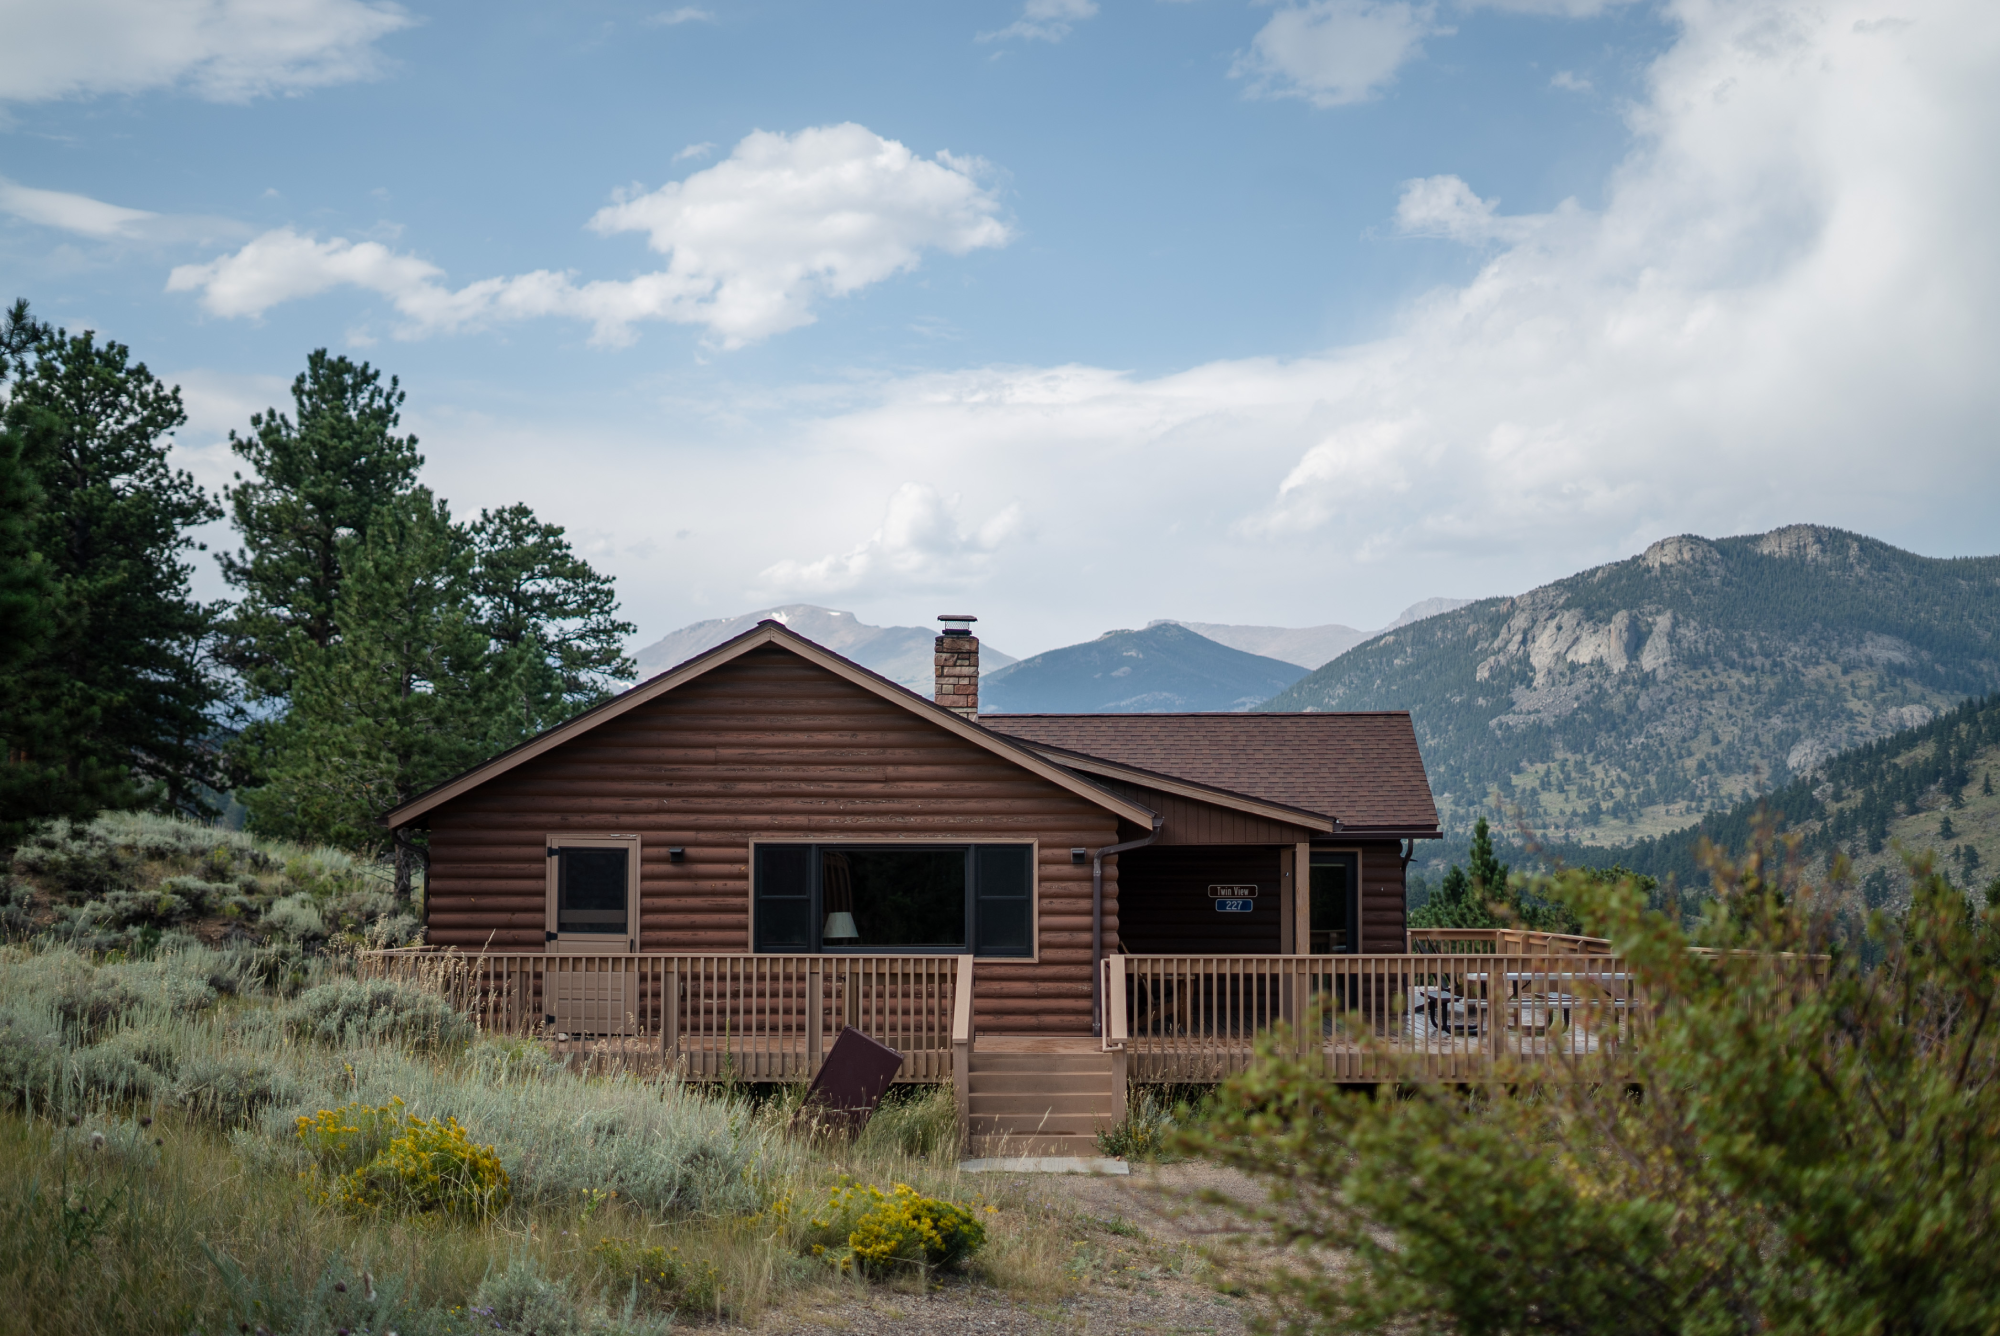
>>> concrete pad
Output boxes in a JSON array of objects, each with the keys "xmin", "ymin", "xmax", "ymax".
[{"xmin": 958, "ymin": 1156, "xmax": 1131, "ymax": 1175}]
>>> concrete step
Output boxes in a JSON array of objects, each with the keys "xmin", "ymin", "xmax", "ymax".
[
  {"xmin": 968, "ymin": 1092, "xmax": 1119, "ymax": 1116},
  {"xmin": 967, "ymin": 1072, "xmax": 1110, "ymax": 1096},
  {"xmin": 967, "ymin": 1134, "xmax": 1104, "ymax": 1157},
  {"xmin": 967, "ymin": 1053, "xmax": 1111, "ymax": 1075}
]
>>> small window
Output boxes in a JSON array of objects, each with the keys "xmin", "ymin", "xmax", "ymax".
[
  {"xmin": 547, "ymin": 837, "xmax": 638, "ymax": 951},
  {"xmin": 753, "ymin": 842, "xmax": 1034, "ymax": 956}
]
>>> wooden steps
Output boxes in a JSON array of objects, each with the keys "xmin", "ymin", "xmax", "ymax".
[{"xmin": 964, "ymin": 1048, "xmax": 1118, "ymax": 1158}]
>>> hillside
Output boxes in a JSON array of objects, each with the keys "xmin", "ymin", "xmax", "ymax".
[
  {"xmin": 633, "ymin": 604, "xmax": 1017, "ymax": 692},
  {"xmin": 1151, "ymin": 598, "xmax": 1474, "ymax": 670},
  {"xmin": 1262, "ymin": 525, "xmax": 2000, "ymax": 840},
  {"xmin": 980, "ymin": 622, "xmax": 1307, "ymax": 713},
  {"xmin": 1541, "ymin": 692, "xmax": 2000, "ymax": 903}
]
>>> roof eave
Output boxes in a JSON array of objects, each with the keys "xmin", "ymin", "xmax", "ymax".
[{"xmin": 1000, "ymin": 740, "xmax": 1338, "ymax": 834}]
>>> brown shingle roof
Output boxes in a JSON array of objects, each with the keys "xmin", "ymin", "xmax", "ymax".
[{"xmin": 981, "ymin": 713, "xmax": 1439, "ymax": 835}]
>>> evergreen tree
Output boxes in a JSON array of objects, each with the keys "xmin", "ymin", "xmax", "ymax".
[
  {"xmin": 0, "ymin": 301, "xmax": 52, "ymax": 686},
  {"xmin": 1410, "ymin": 818, "xmax": 1509, "ymax": 929},
  {"xmin": 243, "ymin": 489, "xmax": 512, "ymax": 902},
  {"xmin": 217, "ymin": 351, "xmax": 423, "ymax": 699},
  {"xmin": 0, "ymin": 326, "xmax": 222, "ymax": 837},
  {"xmin": 466, "ymin": 503, "xmax": 636, "ymax": 733}
]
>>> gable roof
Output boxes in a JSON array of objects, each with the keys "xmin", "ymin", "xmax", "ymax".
[
  {"xmin": 981, "ymin": 713, "xmax": 1440, "ymax": 835},
  {"xmin": 382, "ymin": 621, "xmax": 1157, "ymax": 830}
]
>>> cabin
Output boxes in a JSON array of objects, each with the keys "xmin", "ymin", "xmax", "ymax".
[{"xmin": 379, "ymin": 617, "xmax": 1633, "ymax": 1152}]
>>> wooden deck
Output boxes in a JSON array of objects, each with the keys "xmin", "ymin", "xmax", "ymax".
[{"xmin": 362, "ymin": 930, "xmax": 1645, "ymax": 1089}]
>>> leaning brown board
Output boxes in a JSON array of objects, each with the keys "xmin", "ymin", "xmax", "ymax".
[{"xmin": 794, "ymin": 1026, "xmax": 904, "ymax": 1137}]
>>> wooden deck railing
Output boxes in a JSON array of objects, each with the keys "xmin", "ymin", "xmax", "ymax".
[
  {"xmin": 1106, "ymin": 946, "xmax": 1645, "ymax": 1083},
  {"xmin": 360, "ymin": 950, "xmax": 971, "ymax": 1083},
  {"xmin": 1408, "ymin": 928, "xmax": 1614, "ymax": 956}
]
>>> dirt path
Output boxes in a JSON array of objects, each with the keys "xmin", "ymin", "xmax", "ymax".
[{"xmin": 755, "ymin": 1164, "xmax": 1275, "ymax": 1335}]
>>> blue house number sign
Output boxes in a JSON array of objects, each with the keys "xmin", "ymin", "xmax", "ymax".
[{"xmin": 1209, "ymin": 884, "xmax": 1258, "ymax": 914}]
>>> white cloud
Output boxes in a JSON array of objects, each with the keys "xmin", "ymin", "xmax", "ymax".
[
  {"xmin": 625, "ymin": 0, "xmax": 1998, "ymax": 644},
  {"xmin": 1232, "ymin": 0, "xmax": 1448, "ymax": 107},
  {"xmin": 979, "ymin": 0, "xmax": 1099, "ymax": 43},
  {"xmin": 649, "ymin": 6, "xmax": 714, "ymax": 24},
  {"xmin": 673, "ymin": 142, "xmax": 716, "ymax": 162},
  {"xmin": 1, "ymin": 176, "xmax": 252, "ymax": 245},
  {"xmin": 0, "ymin": 0, "xmax": 412, "ymax": 103},
  {"xmin": 1460, "ymin": 0, "xmax": 1637, "ymax": 14},
  {"xmin": 166, "ymin": 227, "xmax": 443, "ymax": 316},
  {"xmin": 0, "ymin": 178, "xmax": 156, "ymax": 238},
  {"xmin": 166, "ymin": 123, "xmax": 1012, "ymax": 347},
  {"xmin": 1392, "ymin": 174, "xmax": 1563, "ymax": 243},
  {"xmin": 755, "ymin": 483, "xmax": 1026, "ymax": 596},
  {"xmin": 1549, "ymin": 69, "xmax": 1592, "ymax": 91}
]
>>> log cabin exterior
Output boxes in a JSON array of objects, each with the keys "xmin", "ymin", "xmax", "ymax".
[{"xmin": 382, "ymin": 618, "xmax": 1443, "ymax": 1043}]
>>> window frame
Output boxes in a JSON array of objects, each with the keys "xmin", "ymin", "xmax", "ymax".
[
  {"xmin": 545, "ymin": 834, "xmax": 641, "ymax": 954},
  {"xmin": 747, "ymin": 837, "xmax": 1039, "ymax": 960}
]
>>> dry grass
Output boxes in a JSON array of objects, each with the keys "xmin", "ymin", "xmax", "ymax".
[{"xmin": 0, "ymin": 940, "xmax": 1145, "ymax": 1333}]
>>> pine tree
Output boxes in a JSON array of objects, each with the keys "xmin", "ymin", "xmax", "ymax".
[
  {"xmin": 217, "ymin": 351, "xmax": 423, "ymax": 700},
  {"xmin": 243, "ymin": 489, "xmax": 513, "ymax": 903},
  {"xmin": 0, "ymin": 301, "xmax": 52, "ymax": 685},
  {"xmin": 0, "ymin": 326, "xmax": 221, "ymax": 838},
  {"xmin": 466, "ymin": 503, "xmax": 636, "ymax": 733}
]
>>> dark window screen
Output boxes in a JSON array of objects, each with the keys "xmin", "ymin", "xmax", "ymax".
[
  {"xmin": 1310, "ymin": 857, "xmax": 1352, "ymax": 954},
  {"xmin": 755, "ymin": 844, "xmax": 813, "ymax": 951},
  {"xmin": 974, "ymin": 844, "xmax": 1033, "ymax": 956},
  {"xmin": 843, "ymin": 849, "xmax": 966, "ymax": 948},
  {"xmin": 557, "ymin": 847, "xmax": 629, "ymax": 935}
]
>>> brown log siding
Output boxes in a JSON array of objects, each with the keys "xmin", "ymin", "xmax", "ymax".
[
  {"xmin": 422, "ymin": 645, "xmax": 1127, "ymax": 1034},
  {"xmin": 1355, "ymin": 843, "xmax": 1409, "ymax": 953}
]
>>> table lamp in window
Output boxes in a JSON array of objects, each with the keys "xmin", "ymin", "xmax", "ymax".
[{"xmin": 822, "ymin": 851, "xmax": 860, "ymax": 943}]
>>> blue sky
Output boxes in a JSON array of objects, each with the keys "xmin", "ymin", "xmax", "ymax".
[{"xmin": 3, "ymin": 0, "xmax": 1995, "ymax": 659}]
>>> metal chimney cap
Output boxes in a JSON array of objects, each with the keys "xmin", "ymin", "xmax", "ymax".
[{"xmin": 937, "ymin": 614, "xmax": 978, "ymax": 635}]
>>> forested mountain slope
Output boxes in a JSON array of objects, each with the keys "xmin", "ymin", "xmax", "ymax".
[
  {"xmin": 1261, "ymin": 526, "xmax": 2000, "ymax": 840},
  {"xmin": 1546, "ymin": 692, "xmax": 2000, "ymax": 905}
]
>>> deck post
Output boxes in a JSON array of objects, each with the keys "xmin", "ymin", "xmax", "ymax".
[
  {"xmin": 951, "ymin": 955, "xmax": 974, "ymax": 1151},
  {"xmin": 661, "ymin": 960, "xmax": 680, "ymax": 1071},
  {"xmin": 807, "ymin": 960, "xmax": 824, "ymax": 1073}
]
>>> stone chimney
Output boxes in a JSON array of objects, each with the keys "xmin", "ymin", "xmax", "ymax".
[{"xmin": 934, "ymin": 615, "xmax": 979, "ymax": 718}]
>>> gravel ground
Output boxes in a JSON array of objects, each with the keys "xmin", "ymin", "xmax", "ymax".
[{"xmin": 752, "ymin": 1164, "xmax": 1279, "ymax": 1335}]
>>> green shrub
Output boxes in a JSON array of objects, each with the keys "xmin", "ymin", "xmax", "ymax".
[
  {"xmin": 797, "ymin": 1177, "xmax": 986, "ymax": 1275},
  {"xmin": 320, "ymin": 1109, "xmax": 512, "ymax": 1219},
  {"xmin": 590, "ymin": 1237, "xmax": 723, "ymax": 1315},
  {"xmin": 0, "ymin": 877, "xmax": 34, "ymax": 935},
  {"xmin": 1095, "ymin": 1088, "xmax": 1184, "ymax": 1161},
  {"xmin": 0, "ymin": 1013, "xmax": 64, "ymax": 1108},
  {"xmin": 1187, "ymin": 849, "xmax": 2000, "ymax": 1336},
  {"xmin": 174, "ymin": 1054, "xmax": 297, "ymax": 1127},
  {"xmin": 281, "ymin": 979, "xmax": 474, "ymax": 1052},
  {"xmin": 472, "ymin": 1262, "xmax": 592, "ymax": 1336},
  {"xmin": 73, "ymin": 1045, "xmax": 159, "ymax": 1103}
]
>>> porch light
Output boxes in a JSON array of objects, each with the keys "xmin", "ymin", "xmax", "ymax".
[{"xmin": 822, "ymin": 911, "xmax": 859, "ymax": 943}]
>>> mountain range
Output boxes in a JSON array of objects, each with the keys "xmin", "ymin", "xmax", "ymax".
[
  {"xmin": 631, "ymin": 605, "xmax": 1019, "ymax": 693},
  {"xmin": 978, "ymin": 622, "xmax": 1309, "ymax": 713},
  {"xmin": 1148, "ymin": 598, "xmax": 1474, "ymax": 671},
  {"xmin": 1263, "ymin": 525, "xmax": 2000, "ymax": 843}
]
